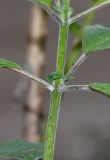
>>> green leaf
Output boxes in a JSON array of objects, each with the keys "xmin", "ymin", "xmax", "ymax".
[
  {"xmin": 0, "ymin": 59, "xmax": 22, "ymax": 70},
  {"xmin": 89, "ymin": 83, "xmax": 110, "ymax": 97},
  {"xmin": 30, "ymin": 0, "xmax": 53, "ymax": 8},
  {"xmin": 47, "ymin": 72, "xmax": 71, "ymax": 83},
  {"xmin": 47, "ymin": 72, "xmax": 64, "ymax": 82},
  {"xmin": 82, "ymin": 25, "xmax": 110, "ymax": 54},
  {"xmin": 0, "ymin": 140, "xmax": 44, "ymax": 160}
]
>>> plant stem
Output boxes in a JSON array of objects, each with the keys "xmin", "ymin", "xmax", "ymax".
[
  {"xmin": 43, "ymin": 90, "xmax": 62, "ymax": 160},
  {"xmin": 56, "ymin": 24, "xmax": 69, "ymax": 75},
  {"xmin": 44, "ymin": 24, "xmax": 69, "ymax": 160}
]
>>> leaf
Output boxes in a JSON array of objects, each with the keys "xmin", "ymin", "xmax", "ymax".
[
  {"xmin": 89, "ymin": 83, "xmax": 110, "ymax": 97},
  {"xmin": 30, "ymin": 0, "xmax": 53, "ymax": 8},
  {"xmin": 47, "ymin": 72, "xmax": 64, "ymax": 82},
  {"xmin": 0, "ymin": 59, "xmax": 53, "ymax": 91},
  {"xmin": 47, "ymin": 72, "xmax": 71, "ymax": 83},
  {"xmin": 0, "ymin": 59, "xmax": 22, "ymax": 70},
  {"xmin": 82, "ymin": 25, "xmax": 110, "ymax": 54},
  {"xmin": 0, "ymin": 140, "xmax": 44, "ymax": 160}
]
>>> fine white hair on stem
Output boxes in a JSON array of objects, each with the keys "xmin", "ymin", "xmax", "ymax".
[
  {"xmin": 9, "ymin": 68, "xmax": 54, "ymax": 91},
  {"xmin": 60, "ymin": 85, "xmax": 91, "ymax": 92},
  {"xmin": 68, "ymin": 1, "xmax": 110, "ymax": 25}
]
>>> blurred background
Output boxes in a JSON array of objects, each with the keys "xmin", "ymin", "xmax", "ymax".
[{"xmin": 0, "ymin": 0, "xmax": 110, "ymax": 159}]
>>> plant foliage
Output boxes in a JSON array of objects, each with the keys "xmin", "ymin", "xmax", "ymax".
[
  {"xmin": 0, "ymin": 59, "xmax": 22, "ymax": 70},
  {"xmin": 89, "ymin": 83, "xmax": 110, "ymax": 97},
  {"xmin": 0, "ymin": 140, "xmax": 44, "ymax": 160},
  {"xmin": 82, "ymin": 25, "xmax": 110, "ymax": 54}
]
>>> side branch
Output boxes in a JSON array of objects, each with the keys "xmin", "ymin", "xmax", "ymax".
[
  {"xmin": 6, "ymin": 68, "xmax": 54, "ymax": 91},
  {"xmin": 68, "ymin": 1, "xmax": 110, "ymax": 25},
  {"xmin": 60, "ymin": 84, "xmax": 91, "ymax": 92}
]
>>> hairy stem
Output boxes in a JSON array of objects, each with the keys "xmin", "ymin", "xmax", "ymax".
[
  {"xmin": 56, "ymin": 24, "xmax": 69, "ymax": 75},
  {"xmin": 44, "ymin": 24, "xmax": 69, "ymax": 160},
  {"xmin": 43, "ymin": 90, "xmax": 62, "ymax": 160}
]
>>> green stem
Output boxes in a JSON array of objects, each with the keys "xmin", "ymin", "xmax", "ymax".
[
  {"xmin": 44, "ymin": 24, "xmax": 69, "ymax": 160},
  {"xmin": 43, "ymin": 90, "xmax": 62, "ymax": 160},
  {"xmin": 56, "ymin": 24, "xmax": 69, "ymax": 75}
]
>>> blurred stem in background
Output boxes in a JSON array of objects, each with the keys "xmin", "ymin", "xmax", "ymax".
[
  {"xmin": 23, "ymin": 5, "xmax": 48, "ymax": 143},
  {"xmin": 14, "ymin": 4, "xmax": 48, "ymax": 143}
]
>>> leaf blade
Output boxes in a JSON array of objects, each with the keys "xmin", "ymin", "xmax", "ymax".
[
  {"xmin": 82, "ymin": 25, "xmax": 110, "ymax": 54},
  {"xmin": 0, "ymin": 59, "xmax": 22, "ymax": 70},
  {"xmin": 89, "ymin": 83, "xmax": 110, "ymax": 97},
  {"xmin": 0, "ymin": 140, "xmax": 44, "ymax": 160}
]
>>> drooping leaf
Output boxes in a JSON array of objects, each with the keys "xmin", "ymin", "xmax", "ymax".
[
  {"xmin": 89, "ymin": 83, "xmax": 110, "ymax": 97},
  {"xmin": 0, "ymin": 140, "xmax": 44, "ymax": 160},
  {"xmin": 0, "ymin": 59, "xmax": 22, "ymax": 70},
  {"xmin": 82, "ymin": 25, "xmax": 110, "ymax": 54},
  {"xmin": 30, "ymin": 0, "xmax": 53, "ymax": 8}
]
